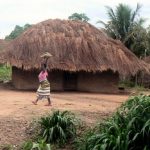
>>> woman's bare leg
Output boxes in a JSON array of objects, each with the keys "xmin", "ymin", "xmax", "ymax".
[
  {"xmin": 32, "ymin": 97, "xmax": 39, "ymax": 105},
  {"xmin": 45, "ymin": 96, "xmax": 52, "ymax": 106}
]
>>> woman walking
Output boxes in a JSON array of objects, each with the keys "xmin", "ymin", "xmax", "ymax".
[{"xmin": 32, "ymin": 52, "xmax": 52, "ymax": 106}]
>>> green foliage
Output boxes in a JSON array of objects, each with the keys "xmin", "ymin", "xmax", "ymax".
[
  {"xmin": 23, "ymin": 24, "xmax": 32, "ymax": 30},
  {"xmin": 39, "ymin": 110, "xmax": 77, "ymax": 146},
  {"xmin": 22, "ymin": 140, "xmax": 51, "ymax": 150},
  {"xmin": 73, "ymin": 127, "xmax": 98, "ymax": 150},
  {"xmin": 68, "ymin": 13, "xmax": 90, "ymax": 22},
  {"xmin": 76, "ymin": 95, "xmax": 150, "ymax": 150},
  {"xmin": 98, "ymin": 3, "xmax": 150, "ymax": 57},
  {"xmin": 5, "ymin": 24, "xmax": 31, "ymax": 40},
  {"xmin": 22, "ymin": 140, "xmax": 33, "ymax": 150},
  {"xmin": 99, "ymin": 3, "xmax": 142, "ymax": 41},
  {"xmin": 0, "ymin": 65, "xmax": 11, "ymax": 81},
  {"xmin": 119, "ymin": 80, "xmax": 135, "ymax": 88},
  {"xmin": 128, "ymin": 24, "xmax": 150, "ymax": 57},
  {"xmin": 32, "ymin": 140, "xmax": 51, "ymax": 150}
]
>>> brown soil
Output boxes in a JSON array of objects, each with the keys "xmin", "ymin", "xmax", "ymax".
[{"xmin": 0, "ymin": 85, "xmax": 129, "ymax": 148}]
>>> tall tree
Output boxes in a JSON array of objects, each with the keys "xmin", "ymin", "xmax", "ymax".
[
  {"xmin": 5, "ymin": 24, "xmax": 32, "ymax": 40},
  {"xmin": 129, "ymin": 25, "xmax": 149, "ymax": 57},
  {"xmin": 98, "ymin": 3, "xmax": 146, "ymax": 54},
  {"xmin": 68, "ymin": 13, "xmax": 90, "ymax": 22}
]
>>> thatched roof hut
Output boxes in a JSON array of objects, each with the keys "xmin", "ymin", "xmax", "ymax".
[
  {"xmin": 2, "ymin": 19, "xmax": 149, "ymax": 92},
  {"xmin": 0, "ymin": 39, "xmax": 9, "ymax": 52},
  {"xmin": 4, "ymin": 19, "xmax": 148, "ymax": 76},
  {"xmin": 0, "ymin": 39, "xmax": 10, "ymax": 63}
]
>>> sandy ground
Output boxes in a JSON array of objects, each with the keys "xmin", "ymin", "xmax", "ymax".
[{"xmin": 0, "ymin": 85, "xmax": 129, "ymax": 147}]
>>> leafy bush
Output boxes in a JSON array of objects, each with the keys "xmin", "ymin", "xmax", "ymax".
[
  {"xmin": 22, "ymin": 140, "xmax": 33, "ymax": 150},
  {"xmin": 0, "ymin": 65, "xmax": 11, "ymax": 81},
  {"xmin": 22, "ymin": 140, "xmax": 51, "ymax": 150},
  {"xmin": 77, "ymin": 95, "xmax": 150, "ymax": 150},
  {"xmin": 39, "ymin": 110, "xmax": 77, "ymax": 146},
  {"xmin": 73, "ymin": 126, "xmax": 97, "ymax": 150}
]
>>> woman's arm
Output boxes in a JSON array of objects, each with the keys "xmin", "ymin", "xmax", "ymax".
[
  {"xmin": 43, "ymin": 57, "xmax": 49, "ymax": 69},
  {"xmin": 41, "ymin": 57, "xmax": 48, "ymax": 70},
  {"xmin": 45, "ymin": 57, "xmax": 49, "ymax": 65}
]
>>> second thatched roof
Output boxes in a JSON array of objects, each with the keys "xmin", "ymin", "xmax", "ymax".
[
  {"xmin": 2, "ymin": 19, "xmax": 149, "ymax": 76},
  {"xmin": 0, "ymin": 39, "xmax": 9, "ymax": 52}
]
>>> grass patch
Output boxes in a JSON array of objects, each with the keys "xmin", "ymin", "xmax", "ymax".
[
  {"xmin": 23, "ymin": 110, "xmax": 80, "ymax": 149},
  {"xmin": 39, "ymin": 110, "xmax": 78, "ymax": 147},
  {"xmin": 74, "ymin": 95, "xmax": 150, "ymax": 150},
  {"xmin": 22, "ymin": 140, "xmax": 51, "ymax": 150}
]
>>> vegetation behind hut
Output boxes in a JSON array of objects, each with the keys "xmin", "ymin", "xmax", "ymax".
[
  {"xmin": 5, "ymin": 24, "xmax": 32, "ymax": 40},
  {"xmin": 68, "ymin": 13, "xmax": 90, "ymax": 22},
  {"xmin": 0, "ymin": 65, "xmax": 11, "ymax": 82},
  {"xmin": 99, "ymin": 3, "xmax": 150, "ymax": 57}
]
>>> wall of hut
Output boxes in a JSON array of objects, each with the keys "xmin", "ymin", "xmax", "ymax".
[
  {"xmin": 77, "ymin": 71, "xmax": 119, "ymax": 93},
  {"xmin": 12, "ymin": 67, "xmax": 39, "ymax": 90},
  {"xmin": 12, "ymin": 67, "xmax": 64, "ymax": 90},
  {"xmin": 12, "ymin": 67, "xmax": 119, "ymax": 93}
]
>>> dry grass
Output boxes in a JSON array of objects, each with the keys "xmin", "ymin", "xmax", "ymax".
[
  {"xmin": 2, "ymin": 19, "xmax": 149, "ymax": 77},
  {"xmin": 0, "ymin": 39, "xmax": 9, "ymax": 52}
]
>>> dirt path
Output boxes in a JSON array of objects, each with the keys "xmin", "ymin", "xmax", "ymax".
[{"xmin": 0, "ymin": 87, "xmax": 129, "ymax": 147}]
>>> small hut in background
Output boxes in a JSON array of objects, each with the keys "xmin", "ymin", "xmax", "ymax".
[{"xmin": 2, "ymin": 19, "xmax": 149, "ymax": 93}]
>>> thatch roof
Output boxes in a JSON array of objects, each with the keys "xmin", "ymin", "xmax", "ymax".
[
  {"xmin": 144, "ymin": 56, "xmax": 150, "ymax": 64},
  {"xmin": 0, "ymin": 39, "xmax": 10, "ymax": 63},
  {"xmin": 2, "ymin": 19, "xmax": 149, "ymax": 76},
  {"xmin": 0, "ymin": 39, "xmax": 9, "ymax": 52}
]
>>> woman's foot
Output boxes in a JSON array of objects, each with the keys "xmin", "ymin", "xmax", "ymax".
[{"xmin": 32, "ymin": 101, "xmax": 37, "ymax": 105}]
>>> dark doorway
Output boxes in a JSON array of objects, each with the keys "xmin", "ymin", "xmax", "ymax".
[{"xmin": 63, "ymin": 72, "xmax": 78, "ymax": 91}]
